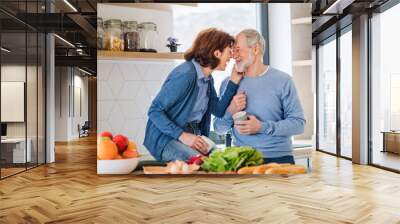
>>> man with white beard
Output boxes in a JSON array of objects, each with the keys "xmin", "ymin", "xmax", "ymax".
[{"xmin": 214, "ymin": 29, "xmax": 306, "ymax": 164}]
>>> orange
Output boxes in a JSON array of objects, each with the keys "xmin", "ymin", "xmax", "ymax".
[
  {"xmin": 126, "ymin": 141, "xmax": 137, "ymax": 151},
  {"xmin": 97, "ymin": 140, "xmax": 118, "ymax": 160},
  {"xmin": 122, "ymin": 149, "xmax": 139, "ymax": 158},
  {"xmin": 115, "ymin": 154, "xmax": 123, "ymax": 160}
]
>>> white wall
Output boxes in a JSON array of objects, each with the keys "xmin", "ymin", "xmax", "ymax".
[
  {"xmin": 290, "ymin": 4, "xmax": 313, "ymax": 140},
  {"xmin": 46, "ymin": 33, "xmax": 56, "ymax": 163},
  {"xmin": 269, "ymin": 3, "xmax": 313, "ymax": 141},
  {"xmin": 55, "ymin": 67, "xmax": 68, "ymax": 141},
  {"xmin": 98, "ymin": 4, "xmax": 173, "ymax": 53},
  {"xmin": 55, "ymin": 67, "xmax": 89, "ymax": 141},
  {"xmin": 72, "ymin": 73, "xmax": 89, "ymax": 138},
  {"xmin": 268, "ymin": 4, "xmax": 293, "ymax": 76},
  {"xmin": 1, "ymin": 65, "xmax": 36, "ymax": 138},
  {"xmin": 1, "ymin": 64, "xmax": 46, "ymax": 163}
]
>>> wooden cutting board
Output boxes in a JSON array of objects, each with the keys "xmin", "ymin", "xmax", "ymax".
[{"xmin": 133, "ymin": 167, "xmax": 294, "ymax": 177}]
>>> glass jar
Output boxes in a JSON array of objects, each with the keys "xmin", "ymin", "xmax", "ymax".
[
  {"xmin": 97, "ymin": 17, "xmax": 105, "ymax": 50},
  {"xmin": 104, "ymin": 19, "xmax": 123, "ymax": 51},
  {"xmin": 123, "ymin": 21, "xmax": 140, "ymax": 52},
  {"xmin": 138, "ymin": 22, "xmax": 158, "ymax": 53}
]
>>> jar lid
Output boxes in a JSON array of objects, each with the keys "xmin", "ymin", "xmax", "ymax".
[
  {"xmin": 139, "ymin": 22, "xmax": 157, "ymax": 30},
  {"xmin": 104, "ymin": 19, "xmax": 122, "ymax": 27},
  {"xmin": 123, "ymin": 21, "xmax": 138, "ymax": 29}
]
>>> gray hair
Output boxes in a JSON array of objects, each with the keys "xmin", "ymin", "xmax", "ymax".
[{"xmin": 237, "ymin": 29, "xmax": 266, "ymax": 55}]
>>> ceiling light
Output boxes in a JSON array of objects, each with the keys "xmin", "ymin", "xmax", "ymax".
[
  {"xmin": 1, "ymin": 47, "xmax": 11, "ymax": 53},
  {"xmin": 54, "ymin": 34, "xmax": 75, "ymax": 48},
  {"xmin": 63, "ymin": 0, "xmax": 78, "ymax": 12},
  {"xmin": 78, "ymin": 67, "xmax": 93, "ymax": 76}
]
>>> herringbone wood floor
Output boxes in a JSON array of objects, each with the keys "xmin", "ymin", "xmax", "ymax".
[{"xmin": 1, "ymin": 136, "xmax": 400, "ymax": 224}]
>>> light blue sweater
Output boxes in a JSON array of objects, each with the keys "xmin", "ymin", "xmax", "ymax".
[{"xmin": 213, "ymin": 67, "xmax": 305, "ymax": 158}]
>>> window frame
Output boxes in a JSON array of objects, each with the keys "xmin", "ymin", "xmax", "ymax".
[
  {"xmin": 315, "ymin": 23, "xmax": 352, "ymax": 161},
  {"xmin": 367, "ymin": 0, "xmax": 400, "ymax": 173}
]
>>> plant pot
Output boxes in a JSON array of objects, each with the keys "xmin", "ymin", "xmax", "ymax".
[{"xmin": 169, "ymin": 45, "xmax": 178, "ymax": 52}]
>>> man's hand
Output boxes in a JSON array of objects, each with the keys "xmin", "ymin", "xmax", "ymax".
[
  {"xmin": 227, "ymin": 91, "xmax": 246, "ymax": 115},
  {"xmin": 179, "ymin": 132, "xmax": 209, "ymax": 154},
  {"xmin": 234, "ymin": 115, "xmax": 262, "ymax": 135}
]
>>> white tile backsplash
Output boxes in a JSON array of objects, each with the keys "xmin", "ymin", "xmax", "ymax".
[
  {"xmin": 97, "ymin": 80, "xmax": 114, "ymax": 100},
  {"xmin": 118, "ymin": 81, "xmax": 141, "ymax": 100},
  {"xmin": 97, "ymin": 120, "xmax": 112, "ymax": 135},
  {"xmin": 143, "ymin": 81, "xmax": 162, "ymax": 101},
  {"xmin": 107, "ymin": 65, "xmax": 124, "ymax": 97},
  {"xmin": 98, "ymin": 59, "xmax": 180, "ymax": 157},
  {"xmin": 97, "ymin": 100, "xmax": 115, "ymax": 121},
  {"xmin": 135, "ymin": 64, "xmax": 149, "ymax": 80},
  {"xmin": 118, "ymin": 100, "xmax": 142, "ymax": 119},
  {"xmin": 97, "ymin": 62, "xmax": 114, "ymax": 81},
  {"xmin": 108, "ymin": 103, "xmax": 126, "ymax": 133},
  {"xmin": 121, "ymin": 64, "xmax": 142, "ymax": 81}
]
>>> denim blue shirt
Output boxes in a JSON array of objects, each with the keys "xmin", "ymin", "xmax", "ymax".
[
  {"xmin": 144, "ymin": 60, "xmax": 239, "ymax": 161},
  {"xmin": 187, "ymin": 59, "xmax": 211, "ymax": 123}
]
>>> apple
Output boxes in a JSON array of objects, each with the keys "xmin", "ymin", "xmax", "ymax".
[
  {"xmin": 113, "ymin": 134, "xmax": 129, "ymax": 152},
  {"xmin": 99, "ymin": 131, "xmax": 113, "ymax": 141}
]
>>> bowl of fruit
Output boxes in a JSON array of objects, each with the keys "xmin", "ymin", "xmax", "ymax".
[{"xmin": 97, "ymin": 132, "xmax": 140, "ymax": 174}]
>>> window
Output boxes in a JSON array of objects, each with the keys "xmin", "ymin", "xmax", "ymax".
[
  {"xmin": 172, "ymin": 3, "xmax": 260, "ymax": 144},
  {"xmin": 339, "ymin": 29, "xmax": 352, "ymax": 158},
  {"xmin": 317, "ymin": 37, "xmax": 337, "ymax": 154},
  {"xmin": 0, "ymin": 1, "xmax": 47, "ymax": 179},
  {"xmin": 371, "ymin": 3, "xmax": 400, "ymax": 171}
]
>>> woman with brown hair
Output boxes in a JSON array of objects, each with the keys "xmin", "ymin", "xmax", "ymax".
[{"xmin": 144, "ymin": 28, "xmax": 243, "ymax": 162}]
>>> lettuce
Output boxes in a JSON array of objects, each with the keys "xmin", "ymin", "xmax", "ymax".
[{"xmin": 201, "ymin": 146, "xmax": 263, "ymax": 172}]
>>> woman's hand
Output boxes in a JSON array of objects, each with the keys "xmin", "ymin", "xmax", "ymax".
[
  {"xmin": 179, "ymin": 132, "xmax": 209, "ymax": 154},
  {"xmin": 230, "ymin": 65, "xmax": 243, "ymax": 84},
  {"xmin": 227, "ymin": 91, "xmax": 246, "ymax": 115}
]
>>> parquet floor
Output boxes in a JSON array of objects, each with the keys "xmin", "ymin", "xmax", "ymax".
[{"xmin": 1, "ymin": 135, "xmax": 400, "ymax": 224}]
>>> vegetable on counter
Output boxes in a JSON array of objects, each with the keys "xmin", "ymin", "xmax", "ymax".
[
  {"xmin": 187, "ymin": 155, "xmax": 205, "ymax": 165},
  {"xmin": 143, "ymin": 160, "xmax": 200, "ymax": 174},
  {"xmin": 201, "ymin": 146, "xmax": 263, "ymax": 172}
]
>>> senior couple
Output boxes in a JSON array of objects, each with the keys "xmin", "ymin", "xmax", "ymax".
[{"xmin": 143, "ymin": 28, "xmax": 305, "ymax": 165}]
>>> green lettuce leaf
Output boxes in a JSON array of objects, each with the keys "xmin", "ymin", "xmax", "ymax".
[{"xmin": 201, "ymin": 146, "xmax": 264, "ymax": 172}]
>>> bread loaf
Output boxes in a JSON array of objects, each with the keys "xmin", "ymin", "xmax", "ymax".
[
  {"xmin": 238, "ymin": 163, "xmax": 307, "ymax": 175},
  {"xmin": 264, "ymin": 165, "xmax": 307, "ymax": 175},
  {"xmin": 264, "ymin": 167, "xmax": 288, "ymax": 174},
  {"xmin": 237, "ymin": 166, "xmax": 256, "ymax": 174},
  {"xmin": 285, "ymin": 165, "xmax": 307, "ymax": 174},
  {"xmin": 253, "ymin": 164, "xmax": 276, "ymax": 174}
]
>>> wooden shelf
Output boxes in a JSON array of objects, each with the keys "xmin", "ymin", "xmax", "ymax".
[
  {"xmin": 292, "ymin": 60, "xmax": 312, "ymax": 67},
  {"xmin": 101, "ymin": 3, "xmax": 197, "ymax": 12},
  {"xmin": 97, "ymin": 51, "xmax": 184, "ymax": 60},
  {"xmin": 291, "ymin": 17, "xmax": 312, "ymax": 25}
]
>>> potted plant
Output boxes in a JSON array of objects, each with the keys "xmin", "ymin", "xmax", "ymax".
[{"xmin": 166, "ymin": 37, "xmax": 181, "ymax": 52}]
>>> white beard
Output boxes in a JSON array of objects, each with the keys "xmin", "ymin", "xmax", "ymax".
[{"xmin": 235, "ymin": 52, "xmax": 254, "ymax": 73}]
